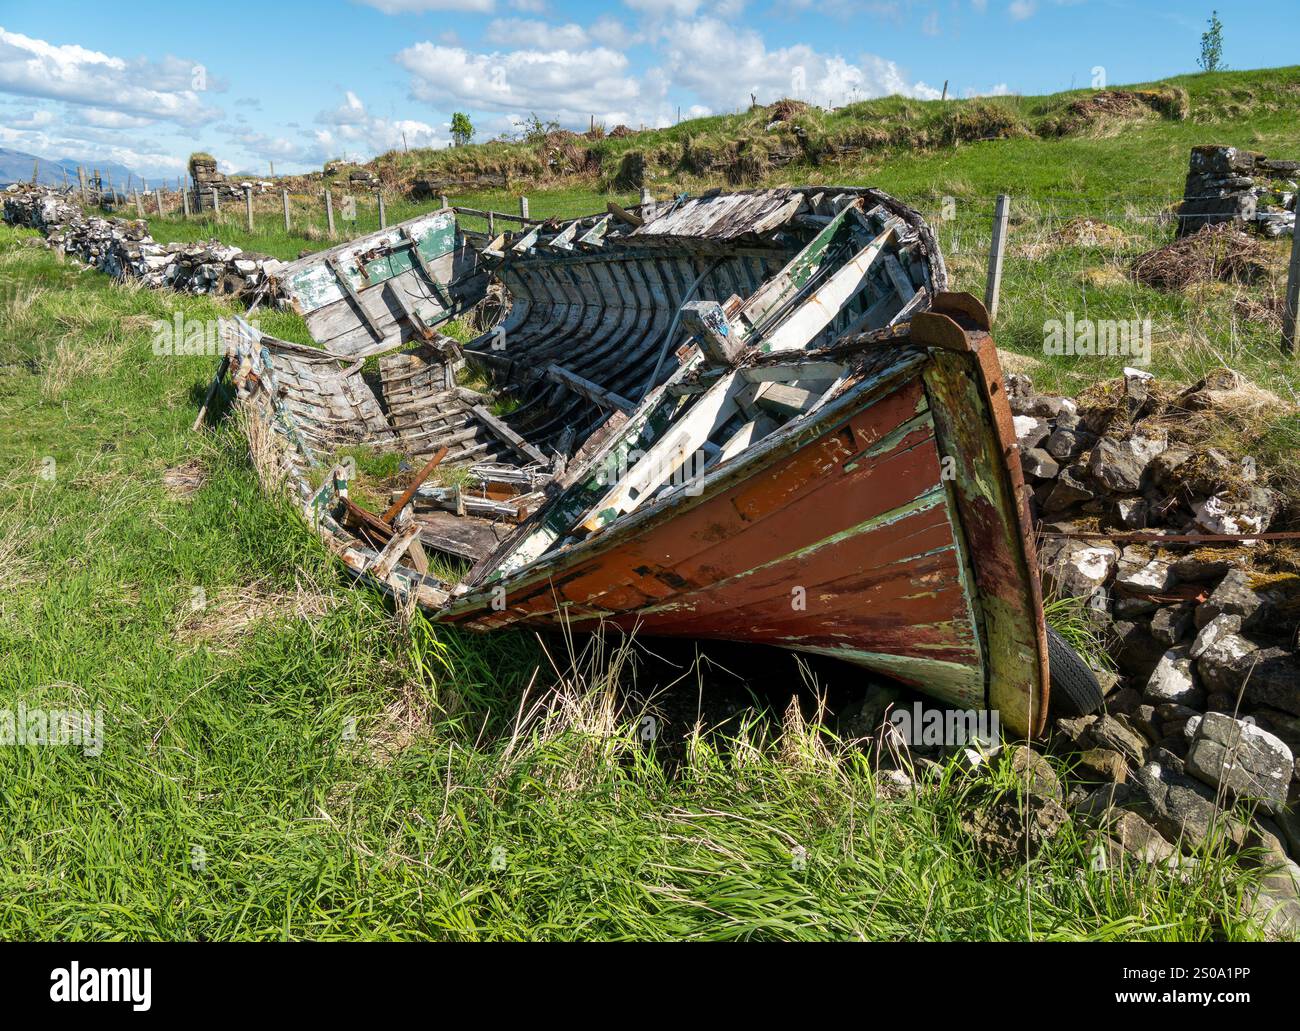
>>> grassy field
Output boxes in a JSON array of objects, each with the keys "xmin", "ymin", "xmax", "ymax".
[{"xmin": 4, "ymin": 66, "xmax": 1298, "ymax": 940}]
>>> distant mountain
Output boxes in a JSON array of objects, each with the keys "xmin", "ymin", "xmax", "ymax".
[
  {"xmin": 55, "ymin": 157, "xmax": 169, "ymax": 191},
  {"xmin": 0, "ymin": 146, "xmax": 165, "ymax": 190},
  {"xmin": 0, "ymin": 147, "xmax": 74, "ymax": 187}
]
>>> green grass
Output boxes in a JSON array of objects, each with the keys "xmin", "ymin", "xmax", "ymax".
[{"xmin": 0, "ymin": 226, "xmax": 1278, "ymax": 939}]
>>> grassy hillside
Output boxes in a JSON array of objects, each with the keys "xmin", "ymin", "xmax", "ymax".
[{"xmin": 0, "ymin": 228, "xmax": 1271, "ymax": 940}]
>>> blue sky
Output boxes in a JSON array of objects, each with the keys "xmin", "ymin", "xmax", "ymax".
[{"xmin": 0, "ymin": 1, "xmax": 1292, "ymax": 178}]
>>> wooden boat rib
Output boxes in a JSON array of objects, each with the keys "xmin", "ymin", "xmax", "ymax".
[{"xmin": 212, "ymin": 187, "xmax": 1048, "ymax": 736}]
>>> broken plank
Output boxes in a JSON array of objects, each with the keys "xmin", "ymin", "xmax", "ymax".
[
  {"xmin": 545, "ymin": 363, "xmax": 635, "ymax": 414},
  {"xmin": 882, "ymin": 253, "xmax": 917, "ymax": 303},
  {"xmin": 370, "ymin": 519, "xmax": 424, "ymax": 580},
  {"xmin": 471, "ymin": 405, "xmax": 547, "ymax": 464}
]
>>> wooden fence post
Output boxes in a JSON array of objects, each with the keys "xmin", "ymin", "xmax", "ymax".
[
  {"xmin": 487, "ymin": 210, "xmax": 495, "ymax": 237},
  {"xmin": 212, "ymin": 187, "xmax": 220, "ymax": 215},
  {"xmin": 182, "ymin": 186, "xmax": 191, "ymax": 219},
  {"xmin": 519, "ymin": 196, "xmax": 529, "ymax": 220},
  {"xmin": 984, "ymin": 193, "xmax": 1010, "ymax": 323},
  {"xmin": 134, "ymin": 190, "xmax": 143, "ymax": 217},
  {"xmin": 282, "ymin": 188, "xmax": 291, "ymax": 231},
  {"xmin": 325, "ymin": 190, "xmax": 336, "ymax": 238},
  {"xmin": 439, "ymin": 194, "xmax": 448, "ymax": 210},
  {"xmin": 1283, "ymin": 222, "xmax": 1300, "ymax": 355},
  {"xmin": 78, "ymin": 167, "xmax": 87, "ymax": 204},
  {"xmin": 377, "ymin": 189, "xmax": 386, "ymax": 229},
  {"xmin": 156, "ymin": 188, "xmax": 164, "ymax": 217},
  {"xmin": 244, "ymin": 184, "xmax": 254, "ymax": 232}
]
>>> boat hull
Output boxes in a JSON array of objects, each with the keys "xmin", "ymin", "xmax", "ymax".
[{"xmin": 434, "ymin": 304, "xmax": 1048, "ymax": 734}]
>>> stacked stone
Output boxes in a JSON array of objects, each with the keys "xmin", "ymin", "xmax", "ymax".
[
  {"xmin": 1007, "ymin": 366, "xmax": 1297, "ymax": 801},
  {"xmin": 3, "ymin": 185, "xmax": 283, "ymax": 301},
  {"xmin": 1177, "ymin": 144, "xmax": 1297, "ymax": 239}
]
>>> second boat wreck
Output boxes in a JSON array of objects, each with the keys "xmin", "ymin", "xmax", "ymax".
[{"xmin": 210, "ymin": 186, "xmax": 1096, "ymax": 737}]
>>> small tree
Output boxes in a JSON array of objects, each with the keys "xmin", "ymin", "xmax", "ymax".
[
  {"xmin": 1198, "ymin": 10, "xmax": 1225, "ymax": 72},
  {"xmin": 450, "ymin": 112, "xmax": 474, "ymax": 147}
]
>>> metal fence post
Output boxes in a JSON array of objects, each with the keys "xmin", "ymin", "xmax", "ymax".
[{"xmin": 984, "ymin": 193, "xmax": 1010, "ymax": 323}]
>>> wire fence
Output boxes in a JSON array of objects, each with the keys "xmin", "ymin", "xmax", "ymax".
[{"xmin": 62, "ymin": 173, "xmax": 1300, "ymax": 356}]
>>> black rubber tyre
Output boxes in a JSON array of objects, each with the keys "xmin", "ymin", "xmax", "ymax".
[{"xmin": 1045, "ymin": 625, "xmax": 1105, "ymax": 717}]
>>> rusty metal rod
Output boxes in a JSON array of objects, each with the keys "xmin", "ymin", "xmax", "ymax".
[{"xmin": 381, "ymin": 446, "xmax": 449, "ymax": 524}]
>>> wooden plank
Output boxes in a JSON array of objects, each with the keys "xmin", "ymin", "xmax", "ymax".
[
  {"xmin": 388, "ymin": 280, "xmax": 432, "ymax": 339},
  {"xmin": 578, "ymin": 371, "xmax": 742, "ymax": 532},
  {"xmin": 754, "ymin": 383, "xmax": 817, "ymax": 418},
  {"xmin": 325, "ymin": 255, "xmax": 385, "ymax": 340},
  {"xmin": 370, "ymin": 519, "xmax": 423, "ymax": 580},
  {"xmin": 984, "ymin": 193, "xmax": 1010, "ymax": 322},
  {"xmin": 758, "ymin": 227, "xmax": 895, "ymax": 353},
  {"xmin": 471, "ymin": 405, "xmax": 547, "ymax": 464},
  {"xmin": 545, "ymin": 363, "xmax": 635, "ymax": 414},
  {"xmin": 882, "ymin": 253, "xmax": 916, "ymax": 303},
  {"xmin": 740, "ymin": 361, "xmax": 843, "ymax": 384},
  {"xmin": 607, "ymin": 200, "xmax": 644, "ymax": 227},
  {"xmin": 715, "ymin": 415, "xmax": 777, "ymax": 463}
]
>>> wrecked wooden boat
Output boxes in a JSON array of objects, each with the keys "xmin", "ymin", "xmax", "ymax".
[{"xmin": 212, "ymin": 187, "xmax": 1061, "ymax": 736}]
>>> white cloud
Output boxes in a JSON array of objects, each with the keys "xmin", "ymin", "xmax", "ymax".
[
  {"xmin": 962, "ymin": 82, "xmax": 1014, "ymax": 97},
  {"xmin": 590, "ymin": 17, "xmax": 636, "ymax": 48},
  {"xmin": 623, "ymin": 0, "xmax": 705, "ymax": 16},
  {"xmin": 484, "ymin": 16, "xmax": 633, "ymax": 50},
  {"xmin": 77, "ymin": 109, "xmax": 156, "ymax": 129},
  {"xmin": 314, "ymin": 90, "xmax": 444, "ymax": 157},
  {"xmin": 397, "ymin": 42, "xmax": 654, "ymax": 127},
  {"xmin": 0, "ymin": 27, "xmax": 218, "ymax": 127},
  {"xmin": 660, "ymin": 18, "xmax": 941, "ymax": 111},
  {"xmin": 484, "ymin": 19, "xmax": 592, "ymax": 49},
  {"xmin": 7, "ymin": 107, "xmax": 54, "ymax": 128},
  {"xmin": 353, "ymin": 0, "xmax": 495, "ymax": 12},
  {"xmin": 1008, "ymin": 0, "xmax": 1037, "ymax": 18}
]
